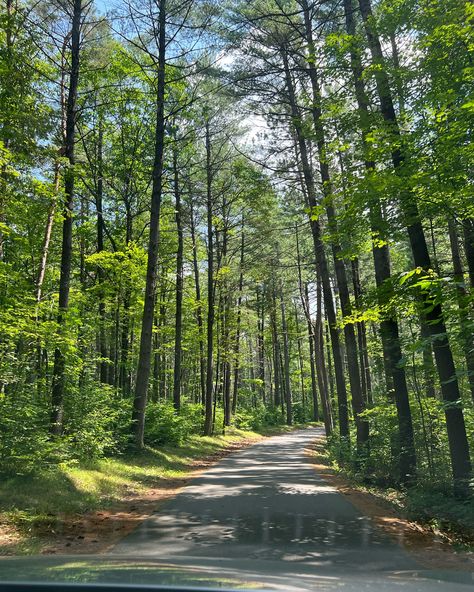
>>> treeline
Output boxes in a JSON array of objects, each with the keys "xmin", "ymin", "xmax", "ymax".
[{"xmin": 0, "ymin": 0, "xmax": 473, "ymax": 497}]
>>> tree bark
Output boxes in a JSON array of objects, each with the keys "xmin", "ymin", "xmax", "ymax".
[
  {"xmin": 203, "ymin": 121, "xmax": 214, "ymax": 436},
  {"xmin": 271, "ymin": 285, "xmax": 282, "ymax": 411},
  {"xmin": 50, "ymin": 0, "xmax": 82, "ymax": 435},
  {"xmin": 172, "ymin": 147, "xmax": 184, "ymax": 412},
  {"xmin": 256, "ymin": 284, "xmax": 266, "ymax": 403},
  {"xmin": 300, "ymin": 0, "xmax": 368, "ymax": 450},
  {"xmin": 190, "ymin": 200, "xmax": 206, "ymax": 406},
  {"xmin": 132, "ymin": 0, "xmax": 167, "ymax": 447},
  {"xmin": 281, "ymin": 47, "xmax": 349, "ymax": 438},
  {"xmin": 231, "ymin": 223, "xmax": 245, "ymax": 414},
  {"xmin": 279, "ymin": 279, "xmax": 292, "ymax": 425},
  {"xmin": 95, "ymin": 119, "xmax": 108, "ymax": 384}
]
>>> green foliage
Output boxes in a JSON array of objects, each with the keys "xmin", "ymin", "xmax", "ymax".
[
  {"xmin": 64, "ymin": 384, "xmax": 132, "ymax": 460},
  {"xmin": 404, "ymin": 486, "xmax": 474, "ymax": 538},
  {"xmin": 0, "ymin": 384, "xmax": 132, "ymax": 476},
  {"xmin": 0, "ymin": 393, "xmax": 58, "ymax": 476},
  {"xmin": 144, "ymin": 402, "xmax": 203, "ymax": 446},
  {"xmin": 234, "ymin": 405, "xmax": 284, "ymax": 431}
]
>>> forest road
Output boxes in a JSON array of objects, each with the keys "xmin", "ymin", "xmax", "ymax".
[{"xmin": 113, "ymin": 426, "xmax": 423, "ymax": 581}]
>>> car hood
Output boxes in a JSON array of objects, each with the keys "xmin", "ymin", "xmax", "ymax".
[{"xmin": 0, "ymin": 555, "xmax": 473, "ymax": 591}]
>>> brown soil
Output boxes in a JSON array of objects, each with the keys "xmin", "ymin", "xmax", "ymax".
[
  {"xmin": 4, "ymin": 438, "xmax": 256, "ymax": 557},
  {"xmin": 306, "ymin": 432, "xmax": 474, "ymax": 572}
]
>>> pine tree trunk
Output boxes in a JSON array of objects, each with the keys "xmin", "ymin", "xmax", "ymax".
[
  {"xmin": 190, "ymin": 201, "xmax": 206, "ymax": 406},
  {"xmin": 316, "ymin": 274, "xmax": 333, "ymax": 432},
  {"xmin": 294, "ymin": 301, "xmax": 306, "ymax": 417},
  {"xmin": 279, "ymin": 280, "xmax": 292, "ymax": 425},
  {"xmin": 95, "ymin": 120, "xmax": 108, "ymax": 384},
  {"xmin": 172, "ymin": 147, "xmax": 183, "ymax": 412},
  {"xmin": 282, "ymin": 50, "xmax": 349, "ymax": 438},
  {"xmin": 343, "ymin": 0, "xmax": 417, "ymax": 482},
  {"xmin": 351, "ymin": 258, "xmax": 372, "ymax": 404},
  {"xmin": 231, "ymin": 224, "xmax": 244, "ymax": 414},
  {"xmin": 50, "ymin": 0, "xmax": 82, "ymax": 435},
  {"xmin": 300, "ymin": 1, "xmax": 368, "ymax": 450},
  {"xmin": 203, "ymin": 121, "xmax": 214, "ymax": 436},
  {"xmin": 271, "ymin": 288, "xmax": 282, "ymax": 411},
  {"xmin": 132, "ymin": 0, "xmax": 167, "ymax": 447},
  {"xmin": 257, "ymin": 285, "xmax": 265, "ymax": 403}
]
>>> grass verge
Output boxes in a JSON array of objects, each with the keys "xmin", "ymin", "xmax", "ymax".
[{"xmin": 0, "ymin": 424, "xmax": 311, "ymax": 556}]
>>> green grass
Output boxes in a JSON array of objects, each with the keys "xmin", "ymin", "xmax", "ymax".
[
  {"xmin": 0, "ymin": 423, "xmax": 319, "ymax": 555},
  {"xmin": 0, "ymin": 427, "xmax": 262, "ymax": 552},
  {"xmin": 1, "ymin": 424, "xmax": 315, "ymax": 523}
]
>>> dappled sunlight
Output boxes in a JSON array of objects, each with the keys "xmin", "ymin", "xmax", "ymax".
[{"xmin": 114, "ymin": 428, "xmax": 419, "ymax": 575}]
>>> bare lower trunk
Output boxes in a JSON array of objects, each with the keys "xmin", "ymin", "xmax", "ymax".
[
  {"xmin": 172, "ymin": 148, "xmax": 184, "ymax": 412},
  {"xmin": 279, "ymin": 280, "xmax": 292, "ymax": 425},
  {"xmin": 203, "ymin": 121, "xmax": 214, "ymax": 436}
]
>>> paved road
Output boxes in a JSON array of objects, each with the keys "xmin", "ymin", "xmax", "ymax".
[{"xmin": 114, "ymin": 428, "xmax": 420, "ymax": 579}]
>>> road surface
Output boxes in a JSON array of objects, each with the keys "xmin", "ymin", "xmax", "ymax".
[
  {"xmin": 113, "ymin": 428, "xmax": 420, "ymax": 579},
  {"xmin": 3, "ymin": 427, "xmax": 472, "ymax": 590}
]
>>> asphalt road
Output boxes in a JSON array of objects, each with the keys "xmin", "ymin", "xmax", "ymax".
[
  {"xmin": 113, "ymin": 427, "xmax": 420, "ymax": 578},
  {"xmin": 3, "ymin": 427, "xmax": 473, "ymax": 590}
]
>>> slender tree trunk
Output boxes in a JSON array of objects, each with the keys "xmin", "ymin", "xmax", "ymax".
[
  {"xmin": 203, "ymin": 121, "xmax": 214, "ymax": 436},
  {"xmin": 448, "ymin": 218, "xmax": 474, "ymax": 401},
  {"xmin": 50, "ymin": 0, "xmax": 82, "ymax": 435},
  {"xmin": 300, "ymin": 1, "xmax": 368, "ymax": 450},
  {"xmin": 221, "ymin": 207, "xmax": 232, "ymax": 427},
  {"xmin": 132, "ymin": 0, "xmax": 167, "ymax": 447},
  {"xmin": 351, "ymin": 258, "xmax": 372, "ymax": 404},
  {"xmin": 281, "ymin": 49, "xmax": 349, "ymax": 438},
  {"xmin": 257, "ymin": 284, "xmax": 265, "ymax": 403},
  {"xmin": 119, "ymin": 206, "xmax": 133, "ymax": 395},
  {"xmin": 157, "ymin": 287, "xmax": 167, "ymax": 400},
  {"xmin": 303, "ymin": 285, "xmax": 320, "ymax": 424},
  {"xmin": 190, "ymin": 201, "xmax": 206, "ymax": 406},
  {"xmin": 294, "ymin": 300, "xmax": 306, "ymax": 418},
  {"xmin": 95, "ymin": 120, "xmax": 108, "ymax": 384},
  {"xmin": 37, "ymin": 168, "xmax": 58, "ymax": 305},
  {"xmin": 294, "ymin": 225, "xmax": 320, "ymax": 423},
  {"xmin": 271, "ymin": 289, "xmax": 282, "ymax": 411},
  {"xmin": 172, "ymin": 147, "xmax": 183, "ymax": 412},
  {"xmin": 232, "ymin": 224, "xmax": 244, "ymax": 414},
  {"xmin": 279, "ymin": 279, "xmax": 292, "ymax": 425},
  {"xmin": 315, "ymin": 273, "xmax": 333, "ymax": 432}
]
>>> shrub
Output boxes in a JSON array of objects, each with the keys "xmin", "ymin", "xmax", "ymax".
[
  {"xmin": 233, "ymin": 405, "xmax": 284, "ymax": 431},
  {"xmin": 144, "ymin": 402, "xmax": 202, "ymax": 446}
]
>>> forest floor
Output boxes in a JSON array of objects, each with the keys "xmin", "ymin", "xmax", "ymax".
[
  {"xmin": 0, "ymin": 425, "xmax": 301, "ymax": 556},
  {"xmin": 307, "ymin": 433, "xmax": 474, "ymax": 571}
]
